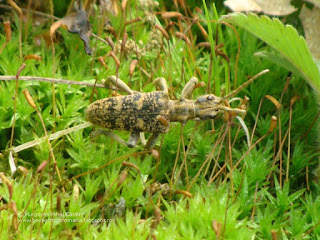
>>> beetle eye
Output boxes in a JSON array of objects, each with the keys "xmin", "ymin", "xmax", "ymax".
[{"xmin": 207, "ymin": 95, "xmax": 213, "ymax": 101}]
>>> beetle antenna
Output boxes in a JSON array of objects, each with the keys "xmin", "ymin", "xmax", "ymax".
[
  {"xmin": 223, "ymin": 69, "xmax": 269, "ymax": 100},
  {"xmin": 216, "ymin": 105, "xmax": 246, "ymax": 114}
]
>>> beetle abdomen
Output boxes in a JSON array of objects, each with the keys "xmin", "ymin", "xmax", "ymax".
[{"xmin": 86, "ymin": 91, "xmax": 170, "ymax": 133}]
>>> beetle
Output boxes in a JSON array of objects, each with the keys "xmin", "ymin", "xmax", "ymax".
[{"xmin": 86, "ymin": 70, "xmax": 269, "ymax": 149}]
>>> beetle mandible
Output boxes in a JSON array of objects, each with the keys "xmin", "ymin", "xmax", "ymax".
[{"xmin": 86, "ymin": 70, "xmax": 269, "ymax": 149}]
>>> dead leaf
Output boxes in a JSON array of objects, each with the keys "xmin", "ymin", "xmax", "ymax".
[
  {"xmin": 255, "ymin": 0, "xmax": 297, "ymax": 15},
  {"xmin": 300, "ymin": 5, "xmax": 320, "ymax": 60},
  {"xmin": 224, "ymin": 0, "xmax": 262, "ymax": 13},
  {"xmin": 50, "ymin": 2, "xmax": 92, "ymax": 55},
  {"xmin": 60, "ymin": 9, "xmax": 92, "ymax": 55},
  {"xmin": 224, "ymin": 0, "xmax": 297, "ymax": 16},
  {"xmin": 304, "ymin": 0, "xmax": 320, "ymax": 8}
]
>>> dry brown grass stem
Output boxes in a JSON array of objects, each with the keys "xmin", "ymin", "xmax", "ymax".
[
  {"xmin": 221, "ymin": 116, "xmax": 277, "ymax": 184},
  {"xmin": 22, "ymin": 89, "xmax": 63, "ymax": 183}
]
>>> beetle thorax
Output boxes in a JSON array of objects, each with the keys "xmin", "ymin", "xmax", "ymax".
[
  {"xmin": 169, "ymin": 94, "xmax": 223, "ymax": 123},
  {"xmin": 169, "ymin": 99, "xmax": 196, "ymax": 123}
]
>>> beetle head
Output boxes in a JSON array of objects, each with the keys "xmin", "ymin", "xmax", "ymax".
[{"xmin": 194, "ymin": 94, "xmax": 223, "ymax": 120}]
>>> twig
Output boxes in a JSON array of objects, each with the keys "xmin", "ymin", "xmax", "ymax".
[
  {"xmin": 0, "ymin": 75, "xmax": 143, "ymax": 94},
  {"xmin": 223, "ymin": 69, "xmax": 270, "ymax": 100},
  {"xmin": 11, "ymin": 122, "xmax": 92, "ymax": 153},
  {"xmin": 10, "ymin": 64, "xmax": 26, "ymax": 148},
  {"xmin": 0, "ymin": 75, "xmax": 114, "ymax": 89},
  {"xmin": 0, "ymin": 4, "xmax": 59, "ymax": 20}
]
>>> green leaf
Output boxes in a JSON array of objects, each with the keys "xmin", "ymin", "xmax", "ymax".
[
  {"xmin": 254, "ymin": 51, "xmax": 304, "ymax": 79},
  {"xmin": 220, "ymin": 13, "xmax": 320, "ymax": 93}
]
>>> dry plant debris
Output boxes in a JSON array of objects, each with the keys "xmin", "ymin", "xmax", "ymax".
[
  {"xmin": 50, "ymin": 3, "xmax": 92, "ymax": 55},
  {"xmin": 224, "ymin": 0, "xmax": 297, "ymax": 16},
  {"xmin": 300, "ymin": 5, "xmax": 320, "ymax": 60}
]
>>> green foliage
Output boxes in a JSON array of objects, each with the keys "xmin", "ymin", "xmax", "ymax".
[
  {"xmin": 163, "ymin": 185, "xmax": 255, "ymax": 239},
  {"xmin": 264, "ymin": 179, "xmax": 305, "ymax": 217},
  {"xmin": 103, "ymin": 211, "xmax": 152, "ymax": 239},
  {"xmin": 220, "ymin": 13, "xmax": 320, "ymax": 93},
  {"xmin": 0, "ymin": 1, "xmax": 320, "ymax": 239}
]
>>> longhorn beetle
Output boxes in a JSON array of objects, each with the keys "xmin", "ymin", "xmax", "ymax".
[{"xmin": 86, "ymin": 69, "xmax": 269, "ymax": 149}]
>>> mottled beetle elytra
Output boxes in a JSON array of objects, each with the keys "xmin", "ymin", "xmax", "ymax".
[{"xmin": 86, "ymin": 69, "xmax": 269, "ymax": 149}]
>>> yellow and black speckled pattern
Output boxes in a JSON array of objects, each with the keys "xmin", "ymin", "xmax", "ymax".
[{"xmin": 86, "ymin": 91, "xmax": 170, "ymax": 133}]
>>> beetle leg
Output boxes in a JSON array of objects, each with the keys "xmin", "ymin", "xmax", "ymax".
[
  {"xmin": 145, "ymin": 133, "xmax": 160, "ymax": 149},
  {"xmin": 156, "ymin": 115, "xmax": 170, "ymax": 128},
  {"xmin": 91, "ymin": 129, "xmax": 142, "ymax": 148},
  {"xmin": 154, "ymin": 77, "xmax": 168, "ymax": 94},
  {"xmin": 92, "ymin": 129, "xmax": 157, "ymax": 149},
  {"xmin": 90, "ymin": 129, "xmax": 129, "ymax": 146},
  {"xmin": 140, "ymin": 132, "xmax": 147, "ymax": 146},
  {"xmin": 128, "ymin": 131, "xmax": 140, "ymax": 148},
  {"xmin": 181, "ymin": 77, "xmax": 204, "ymax": 100},
  {"xmin": 105, "ymin": 75, "xmax": 134, "ymax": 95},
  {"xmin": 181, "ymin": 77, "xmax": 198, "ymax": 99}
]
